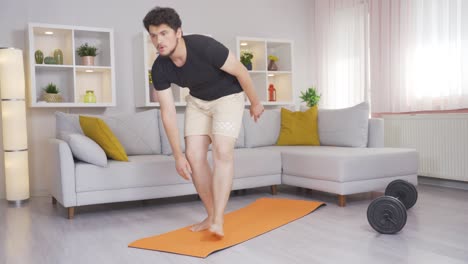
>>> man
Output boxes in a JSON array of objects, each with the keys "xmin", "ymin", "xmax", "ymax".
[{"xmin": 143, "ymin": 7, "xmax": 264, "ymax": 238}]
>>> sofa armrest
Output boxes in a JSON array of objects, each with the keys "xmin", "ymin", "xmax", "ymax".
[
  {"xmin": 47, "ymin": 138, "xmax": 77, "ymax": 207},
  {"xmin": 368, "ymin": 118, "xmax": 384, "ymax": 148}
]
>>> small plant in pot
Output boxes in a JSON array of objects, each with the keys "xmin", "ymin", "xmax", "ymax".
[
  {"xmin": 299, "ymin": 86, "xmax": 321, "ymax": 107},
  {"xmin": 76, "ymin": 43, "xmax": 98, "ymax": 66},
  {"xmin": 240, "ymin": 51, "xmax": 253, "ymax": 70},
  {"xmin": 42, "ymin": 82, "xmax": 62, "ymax": 103}
]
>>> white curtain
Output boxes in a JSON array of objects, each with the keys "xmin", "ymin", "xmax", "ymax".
[
  {"xmin": 370, "ymin": 0, "xmax": 468, "ymax": 113},
  {"xmin": 313, "ymin": 0, "xmax": 370, "ymax": 109}
]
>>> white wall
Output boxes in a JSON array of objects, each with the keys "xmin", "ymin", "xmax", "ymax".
[{"xmin": 0, "ymin": 0, "xmax": 314, "ymax": 198}]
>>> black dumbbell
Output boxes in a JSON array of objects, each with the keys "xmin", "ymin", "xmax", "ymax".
[{"xmin": 367, "ymin": 180, "xmax": 418, "ymax": 234}]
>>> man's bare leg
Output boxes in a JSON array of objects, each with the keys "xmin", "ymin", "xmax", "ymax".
[
  {"xmin": 209, "ymin": 134, "xmax": 236, "ymax": 238},
  {"xmin": 185, "ymin": 135, "xmax": 214, "ymax": 231}
]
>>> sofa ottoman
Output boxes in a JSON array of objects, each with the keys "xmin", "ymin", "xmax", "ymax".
[{"xmin": 278, "ymin": 146, "xmax": 418, "ymax": 206}]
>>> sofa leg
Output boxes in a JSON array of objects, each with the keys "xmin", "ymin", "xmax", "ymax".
[
  {"xmin": 68, "ymin": 207, "xmax": 75, "ymax": 219},
  {"xmin": 337, "ymin": 195, "xmax": 346, "ymax": 207},
  {"xmin": 52, "ymin": 197, "xmax": 57, "ymax": 205},
  {"xmin": 270, "ymin": 185, "xmax": 278, "ymax": 195}
]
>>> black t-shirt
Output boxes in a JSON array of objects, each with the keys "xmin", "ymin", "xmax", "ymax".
[{"xmin": 151, "ymin": 34, "xmax": 243, "ymax": 101}]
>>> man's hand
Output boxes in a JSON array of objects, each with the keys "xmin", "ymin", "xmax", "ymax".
[
  {"xmin": 175, "ymin": 156, "xmax": 192, "ymax": 180},
  {"xmin": 250, "ymin": 102, "xmax": 264, "ymax": 122}
]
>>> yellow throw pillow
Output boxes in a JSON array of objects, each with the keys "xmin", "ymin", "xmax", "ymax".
[
  {"xmin": 276, "ymin": 106, "xmax": 320, "ymax": 146},
  {"xmin": 79, "ymin": 116, "xmax": 129, "ymax": 161}
]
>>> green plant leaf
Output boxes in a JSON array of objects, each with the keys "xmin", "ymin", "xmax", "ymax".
[
  {"xmin": 299, "ymin": 87, "xmax": 321, "ymax": 107},
  {"xmin": 76, "ymin": 42, "xmax": 98, "ymax": 57},
  {"xmin": 43, "ymin": 82, "xmax": 59, "ymax": 94}
]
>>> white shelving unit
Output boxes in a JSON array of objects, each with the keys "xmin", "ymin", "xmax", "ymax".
[
  {"xmin": 27, "ymin": 23, "xmax": 116, "ymax": 107},
  {"xmin": 135, "ymin": 31, "xmax": 190, "ymax": 107},
  {"xmin": 236, "ymin": 37, "xmax": 294, "ymax": 105}
]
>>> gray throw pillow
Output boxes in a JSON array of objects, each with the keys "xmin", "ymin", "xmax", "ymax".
[
  {"xmin": 242, "ymin": 109, "xmax": 281, "ymax": 148},
  {"xmin": 60, "ymin": 133, "xmax": 108, "ymax": 167},
  {"xmin": 301, "ymin": 102, "xmax": 369, "ymax": 147}
]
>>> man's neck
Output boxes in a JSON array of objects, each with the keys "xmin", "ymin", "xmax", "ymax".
[{"xmin": 169, "ymin": 37, "xmax": 187, "ymax": 67}]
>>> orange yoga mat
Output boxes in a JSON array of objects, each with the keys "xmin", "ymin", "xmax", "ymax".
[{"xmin": 128, "ymin": 197, "xmax": 325, "ymax": 258}]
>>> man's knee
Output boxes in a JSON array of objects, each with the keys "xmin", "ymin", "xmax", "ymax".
[
  {"xmin": 212, "ymin": 138, "xmax": 235, "ymax": 162},
  {"xmin": 185, "ymin": 136, "xmax": 210, "ymax": 163},
  {"xmin": 186, "ymin": 147, "xmax": 208, "ymax": 164}
]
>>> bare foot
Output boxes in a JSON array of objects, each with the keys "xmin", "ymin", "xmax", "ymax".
[
  {"xmin": 190, "ymin": 217, "xmax": 212, "ymax": 232},
  {"xmin": 209, "ymin": 223, "xmax": 224, "ymax": 238}
]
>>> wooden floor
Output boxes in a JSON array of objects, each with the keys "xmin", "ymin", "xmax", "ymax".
[{"xmin": 1, "ymin": 184, "xmax": 467, "ymax": 264}]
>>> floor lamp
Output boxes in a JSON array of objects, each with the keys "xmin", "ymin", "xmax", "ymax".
[{"xmin": 0, "ymin": 47, "xmax": 30, "ymax": 206}]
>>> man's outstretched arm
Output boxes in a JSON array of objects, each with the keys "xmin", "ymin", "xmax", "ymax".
[{"xmin": 158, "ymin": 88, "xmax": 192, "ymax": 180}]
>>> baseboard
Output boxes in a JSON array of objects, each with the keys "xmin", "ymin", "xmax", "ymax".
[
  {"xmin": 31, "ymin": 190, "xmax": 50, "ymax": 197},
  {"xmin": 418, "ymin": 176, "xmax": 468, "ymax": 191}
]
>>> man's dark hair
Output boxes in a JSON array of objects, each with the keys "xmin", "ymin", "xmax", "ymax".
[{"xmin": 143, "ymin": 7, "xmax": 182, "ymax": 32}]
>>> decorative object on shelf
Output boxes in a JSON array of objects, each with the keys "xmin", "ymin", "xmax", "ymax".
[
  {"xmin": 76, "ymin": 42, "xmax": 98, "ymax": 66},
  {"xmin": 44, "ymin": 56, "xmax": 57, "ymax": 64},
  {"xmin": 268, "ymin": 84, "xmax": 277, "ymax": 102},
  {"xmin": 53, "ymin": 48, "xmax": 64, "ymax": 64},
  {"xmin": 299, "ymin": 86, "xmax": 321, "ymax": 107},
  {"xmin": 0, "ymin": 47, "xmax": 30, "ymax": 206},
  {"xmin": 84, "ymin": 90, "xmax": 97, "ymax": 103},
  {"xmin": 268, "ymin": 55, "xmax": 279, "ymax": 71},
  {"xmin": 42, "ymin": 82, "xmax": 62, "ymax": 102},
  {"xmin": 34, "ymin": 50, "xmax": 44, "ymax": 64},
  {"xmin": 240, "ymin": 51, "xmax": 253, "ymax": 70}
]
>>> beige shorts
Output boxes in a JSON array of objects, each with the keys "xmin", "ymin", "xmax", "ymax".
[{"xmin": 184, "ymin": 91, "xmax": 246, "ymax": 139}]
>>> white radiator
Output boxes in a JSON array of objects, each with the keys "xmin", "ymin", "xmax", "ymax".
[{"xmin": 383, "ymin": 114, "xmax": 468, "ymax": 182}]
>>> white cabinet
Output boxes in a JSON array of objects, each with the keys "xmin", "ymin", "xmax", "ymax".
[
  {"xmin": 135, "ymin": 31, "xmax": 189, "ymax": 107},
  {"xmin": 27, "ymin": 23, "xmax": 115, "ymax": 107},
  {"xmin": 236, "ymin": 37, "xmax": 294, "ymax": 105}
]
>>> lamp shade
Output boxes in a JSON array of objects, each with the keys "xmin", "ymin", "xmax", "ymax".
[
  {"xmin": 5, "ymin": 151, "xmax": 30, "ymax": 201},
  {"xmin": 0, "ymin": 48, "xmax": 26, "ymax": 99},
  {"xmin": 0, "ymin": 47, "xmax": 30, "ymax": 204},
  {"xmin": 1, "ymin": 100, "xmax": 28, "ymax": 150}
]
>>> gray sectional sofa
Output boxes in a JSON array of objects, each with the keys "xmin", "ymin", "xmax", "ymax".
[{"xmin": 48, "ymin": 102, "xmax": 418, "ymax": 218}]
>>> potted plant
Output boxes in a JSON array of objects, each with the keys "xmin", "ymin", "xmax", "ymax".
[
  {"xmin": 42, "ymin": 82, "xmax": 62, "ymax": 103},
  {"xmin": 76, "ymin": 43, "xmax": 98, "ymax": 66},
  {"xmin": 268, "ymin": 55, "xmax": 279, "ymax": 71},
  {"xmin": 240, "ymin": 51, "xmax": 253, "ymax": 70},
  {"xmin": 299, "ymin": 86, "xmax": 321, "ymax": 107}
]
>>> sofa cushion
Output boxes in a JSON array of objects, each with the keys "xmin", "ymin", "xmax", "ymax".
[
  {"xmin": 59, "ymin": 133, "xmax": 108, "ymax": 167},
  {"xmin": 75, "ymin": 147, "xmax": 282, "ymax": 192},
  {"xmin": 100, "ymin": 109, "xmax": 161, "ymax": 155},
  {"xmin": 276, "ymin": 106, "xmax": 320, "ymax": 146},
  {"xmin": 243, "ymin": 109, "xmax": 281, "ymax": 148},
  {"xmin": 79, "ymin": 116, "xmax": 129, "ymax": 161},
  {"xmin": 56, "ymin": 111, "xmax": 83, "ymax": 136},
  {"xmin": 55, "ymin": 109, "xmax": 161, "ymax": 155},
  {"xmin": 75, "ymin": 155, "xmax": 184, "ymax": 192},
  {"xmin": 259, "ymin": 146, "xmax": 418, "ymax": 182},
  {"xmin": 236, "ymin": 123, "xmax": 245, "ymax": 148},
  {"xmin": 301, "ymin": 102, "xmax": 369, "ymax": 147},
  {"xmin": 158, "ymin": 111, "xmax": 186, "ymax": 155},
  {"xmin": 207, "ymin": 148, "xmax": 282, "ymax": 178}
]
